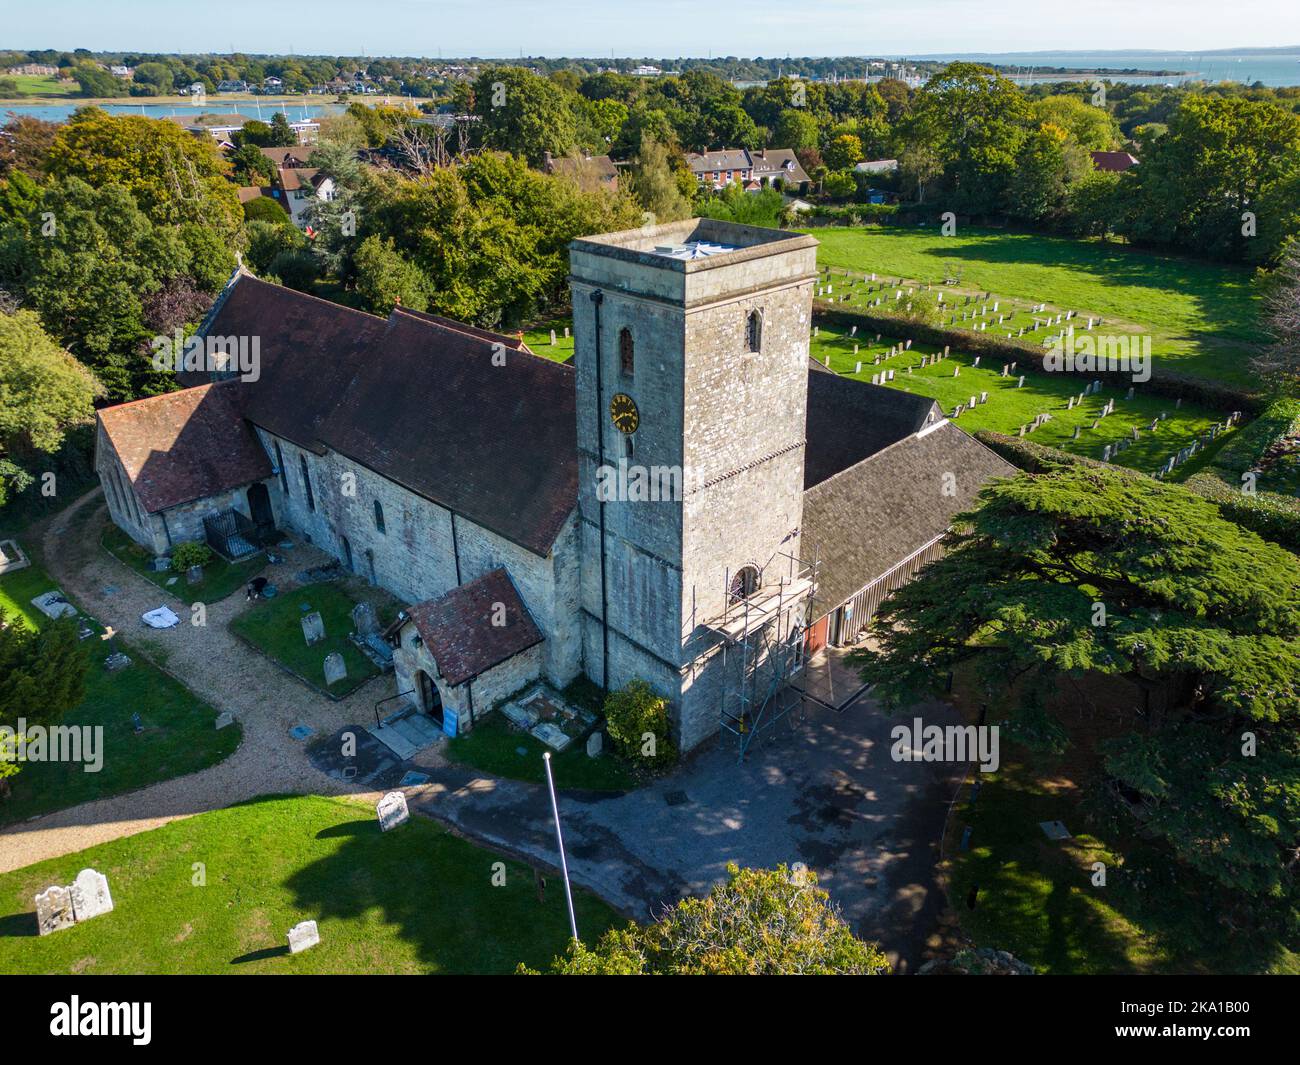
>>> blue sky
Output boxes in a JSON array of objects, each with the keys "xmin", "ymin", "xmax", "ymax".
[{"xmin": 5, "ymin": 0, "xmax": 1300, "ymax": 58}]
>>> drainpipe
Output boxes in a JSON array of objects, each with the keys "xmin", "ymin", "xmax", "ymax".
[{"xmin": 590, "ymin": 288, "xmax": 610, "ymax": 691}]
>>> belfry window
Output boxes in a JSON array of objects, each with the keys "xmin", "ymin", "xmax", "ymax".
[
  {"xmin": 746, "ymin": 309, "xmax": 763, "ymax": 353},
  {"xmin": 618, "ymin": 327, "xmax": 634, "ymax": 376}
]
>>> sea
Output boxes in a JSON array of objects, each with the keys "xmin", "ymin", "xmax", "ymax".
[{"xmin": 906, "ymin": 49, "xmax": 1300, "ymax": 87}]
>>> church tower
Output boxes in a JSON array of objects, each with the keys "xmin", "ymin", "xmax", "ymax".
[{"xmin": 570, "ymin": 219, "xmax": 818, "ymax": 751}]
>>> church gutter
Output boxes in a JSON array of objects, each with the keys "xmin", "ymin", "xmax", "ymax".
[{"xmin": 590, "ymin": 288, "xmax": 610, "ymax": 691}]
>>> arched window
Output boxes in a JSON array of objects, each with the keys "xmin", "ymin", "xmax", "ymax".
[
  {"xmin": 746, "ymin": 309, "xmax": 763, "ymax": 353},
  {"xmin": 373, "ymin": 499, "xmax": 386, "ymax": 534},
  {"xmin": 729, "ymin": 565, "xmax": 760, "ymax": 603},
  {"xmin": 618, "ymin": 327, "xmax": 634, "ymax": 376},
  {"xmin": 274, "ymin": 440, "xmax": 289, "ymax": 497}
]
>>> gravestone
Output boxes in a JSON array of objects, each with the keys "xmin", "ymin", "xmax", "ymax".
[
  {"xmin": 351, "ymin": 601, "xmax": 378, "ymax": 636},
  {"xmin": 1016, "ymin": 376, "xmax": 1024, "ymax": 388},
  {"xmin": 301, "ymin": 611, "xmax": 325, "ymax": 646},
  {"xmin": 104, "ymin": 652, "xmax": 132, "ymax": 672},
  {"xmin": 377, "ymin": 790, "xmax": 409, "ymax": 832},
  {"xmin": 586, "ymin": 731, "xmax": 603, "ymax": 758},
  {"xmin": 549, "ymin": 329, "xmax": 556, "ymax": 345},
  {"xmin": 287, "ymin": 919, "xmax": 320, "ymax": 954},
  {"xmin": 186, "ymin": 565, "xmax": 203, "ymax": 586},
  {"xmin": 323, "ymin": 652, "xmax": 347, "ymax": 686},
  {"xmin": 215, "ymin": 710, "xmax": 235, "ymax": 730},
  {"xmin": 70, "ymin": 868, "xmax": 113, "ymax": 922},
  {"xmin": 35, "ymin": 884, "xmax": 76, "ymax": 935}
]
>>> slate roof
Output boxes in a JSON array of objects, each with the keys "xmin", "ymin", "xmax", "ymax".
[
  {"xmin": 801, "ymin": 420, "xmax": 1017, "ymax": 617},
  {"xmin": 405, "ymin": 568, "xmax": 544, "ymax": 686},
  {"xmin": 202, "ymin": 276, "xmax": 577, "ymax": 557},
  {"xmin": 804, "ymin": 370, "xmax": 942, "ymax": 488},
  {"xmin": 97, "ymin": 381, "xmax": 273, "ymax": 513}
]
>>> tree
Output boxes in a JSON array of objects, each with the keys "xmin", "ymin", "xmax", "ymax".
[
  {"xmin": 0, "ymin": 114, "xmax": 59, "ymax": 179},
  {"xmin": 230, "ymin": 143, "xmax": 274, "ymax": 185},
  {"xmin": 1007, "ymin": 123, "xmax": 1090, "ymax": 222},
  {"xmin": 773, "ymin": 108, "xmax": 820, "ymax": 152},
  {"xmin": 268, "ymin": 112, "xmax": 298, "ymax": 148},
  {"xmin": 851, "ymin": 466, "xmax": 1300, "ymax": 932},
  {"xmin": 243, "ymin": 195, "xmax": 291, "ymax": 226},
  {"xmin": 0, "ymin": 310, "xmax": 101, "ymax": 505},
  {"xmin": 0, "ymin": 610, "xmax": 87, "ymax": 731},
  {"xmin": 533, "ymin": 864, "xmax": 889, "ymax": 975},
  {"xmin": 1256, "ymin": 241, "xmax": 1300, "ymax": 390},
  {"xmin": 627, "ymin": 136, "xmax": 691, "ymax": 224},
  {"xmin": 1031, "ymin": 95, "xmax": 1121, "ymax": 150},
  {"xmin": 823, "ymin": 133, "xmax": 864, "ymax": 172},
  {"xmin": 471, "ymin": 66, "xmax": 577, "ymax": 166},
  {"xmin": 353, "ymin": 235, "xmax": 430, "ymax": 313}
]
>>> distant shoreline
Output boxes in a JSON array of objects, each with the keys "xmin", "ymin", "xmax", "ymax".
[{"xmin": 0, "ymin": 92, "xmax": 431, "ymax": 108}]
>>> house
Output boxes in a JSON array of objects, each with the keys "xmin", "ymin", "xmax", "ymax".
[
  {"xmin": 216, "ymin": 79, "xmax": 249, "ymax": 94},
  {"xmin": 185, "ymin": 81, "xmax": 206, "ymax": 96},
  {"xmin": 273, "ymin": 167, "xmax": 336, "ymax": 226},
  {"xmin": 263, "ymin": 76, "xmax": 283, "ymax": 90},
  {"xmin": 167, "ymin": 113, "xmax": 320, "ymax": 147},
  {"xmin": 854, "ymin": 158, "xmax": 899, "ymax": 175},
  {"xmin": 259, "ymin": 146, "xmax": 311, "ymax": 169},
  {"xmin": 109, "ymin": 65, "xmax": 133, "ymax": 80},
  {"xmin": 543, "ymin": 152, "xmax": 619, "ymax": 191},
  {"xmin": 686, "ymin": 148, "xmax": 810, "ymax": 191},
  {"xmin": 7, "ymin": 63, "xmax": 59, "ymax": 76},
  {"xmin": 97, "ymin": 219, "xmax": 1012, "ymax": 748},
  {"xmin": 1090, "ymin": 150, "xmax": 1139, "ymax": 173}
]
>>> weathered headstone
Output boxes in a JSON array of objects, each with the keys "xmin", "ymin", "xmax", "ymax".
[
  {"xmin": 104, "ymin": 651, "xmax": 132, "ymax": 672},
  {"xmin": 323, "ymin": 652, "xmax": 347, "ymax": 686},
  {"xmin": 350, "ymin": 601, "xmax": 378, "ymax": 636},
  {"xmin": 70, "ymin": 868, "xmax": 113, "ymax": 922},
  {"xmin": 287, "ymin": 919, "xmax": 320, "ymax": 954},
  {"xmin": 186, "ymin": 564, "xmax": 203, "ymax": 586},
  {"xmin": 586, "ymin": 731, "xmax": 603, "ymax": 758},
  {"xmin": 301, "ymin": 611, "xmax": 325, "ymax": 646},
  {"xmin": 215, "ymin": 710, "xmax": 236, "ymax": 730},
  {"xmin": 377, "ymin": 790, "xmax": 410, "ymax": 832},
  {"xmin": 35, "ymin": 884, "xmax": 76, "ymax": 936}
]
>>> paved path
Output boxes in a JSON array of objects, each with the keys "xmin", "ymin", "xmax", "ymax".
[{"xmin": 3, "ymin": 490, "xmax": 963, "ymax": 970}]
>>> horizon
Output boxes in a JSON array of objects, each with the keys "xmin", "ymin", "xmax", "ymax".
[{"xmin": 4, "ymin": 0, "xmax": 1300, "ymax": 60}]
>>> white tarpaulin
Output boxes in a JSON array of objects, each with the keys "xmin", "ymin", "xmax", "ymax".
[{"xmin": 141, "ymin": 606, "xmax": 180, "ymax": 629}]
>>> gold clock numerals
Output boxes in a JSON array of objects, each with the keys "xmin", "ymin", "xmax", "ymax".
[{"xmin": 609, "ymin": 392, "xmax": 639, "ymax": 434}]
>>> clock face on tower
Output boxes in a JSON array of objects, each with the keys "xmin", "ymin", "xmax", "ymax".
[{"xmin": 609, "ymin": 392, "xmax": 639, "ymax": 434}]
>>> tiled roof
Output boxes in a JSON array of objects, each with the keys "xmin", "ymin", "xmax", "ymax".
[
  {"xmin": 687, "ymin": 149, "xmax": 752, "ymax": 172},
  {"xmin": 277, "ymin": 166, "xmax": 319, "ymax": 192},
  {"xmin": 259, "ymin": 146, "xmax": 310, "ymax": 167},
  {"xmin": 203, "ymin": 276, "xmax": 578, "ymax": 556},
  {"xmin": 1090, "ymin": 150, "xmax": 1139, "ymax": 172},
  {"xmin": 97, "ymin": 381, "xmax": 272, "ymax": 513},
  {"xmin": 804, "ymin": 370, "xmax": 942, "ymax": 488},
  {"xmin": 406, "ymin": 568, "xmax": 544, "ymax": 686},
  {"xmin": 802, "ymin": 421, "xmax": 1018, "ymax": 616}
]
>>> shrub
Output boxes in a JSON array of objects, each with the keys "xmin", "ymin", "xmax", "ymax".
[
  {"xmin": 603, "ymin": 679, "xmax": 676, "ymax": 771},
  {"xmin": 170, "ymin": 541, "xmax": 213, "ymax": 572},
  {"xmin": 243, "ymin": 196, "xmax": 292, "ymax": 226}
]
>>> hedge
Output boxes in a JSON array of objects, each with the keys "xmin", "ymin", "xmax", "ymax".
[{"xmin": 812, "ymin": 303, "xmax": 1263, "ymax": 415}]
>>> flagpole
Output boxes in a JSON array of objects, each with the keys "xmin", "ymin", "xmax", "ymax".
[{"xmin": 542, "ymin": 751, "xmax": 579, "ymax": 943}]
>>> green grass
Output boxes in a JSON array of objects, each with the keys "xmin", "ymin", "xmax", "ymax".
[
  {"xmin": 522, "ymin": 318, "xmax": 575, "ymax": 363},
  {"xmin": 0, "ymin": 549, "xmax": 241, "ymax": 825},
  {"xmin": 228, "ymin": 582, "xmax": 378, "ymax": 696},
  {"xmin": 447, "ymin": 713, "xmax": 638, "ymax": 792},
  {"xmin": 1, "ymin": 74, "xmax": 80, "ymax": 98},
  {"xmin": 802, "ymin": 226, "xmax": 1265, "ymax": 387},
  {"xmin": 809, "ymin": 325, "xmax": 1232, "ymax": 474},
  {"xmin": 101, "ymin": 524, "xmax": 266, "ymax": 605},
  {"xmin": 0, "ymin": 794, "xmax": 621, "ymax": 973}
]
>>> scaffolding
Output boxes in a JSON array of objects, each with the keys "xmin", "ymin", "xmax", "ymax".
[{"xmin": 704, "ymin": 549, "xmax": 819, "ymax": 761}]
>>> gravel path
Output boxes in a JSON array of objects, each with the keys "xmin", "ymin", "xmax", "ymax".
[{"xmin": 0, "ymin": 490, "xmax": 390, "ymax": 873}]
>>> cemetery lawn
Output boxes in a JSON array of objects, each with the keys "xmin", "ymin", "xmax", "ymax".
[
  {"xmin": 0, "ymin": 550, "xmax": 241, "ymax": 826},
  {"xmin": 101, "ymin": 523, "xmax": 266, "ymax": 605},
  {"xmin": 808, "ymin": 326, "xmax": 1233, "ymax": 474},
  {"xmin": 228, "ymin": 582, "xmax": 378, "ymax": 697},
  {"xmin": 447, "ymin": 714, "xmax": 638, "ymax": 792},
  {"xmin": 804, "ymin": 226, "xmax": 1264, "ymax": 388},
  {"xmin": 0, "ymin": 793, "xmax": 622, "ymax": 973},
  {"xmin": 522, "ymin": 318, "xmax": 575, "ymax": 363}
]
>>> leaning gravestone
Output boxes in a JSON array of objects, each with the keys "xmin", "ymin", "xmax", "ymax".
[
  {"xmin": 301, "ymin": 611, "xmax": 325, "ymax": 645},
  {"xmin": 287, "ymin": 919, "xmax": 320, "ymax": 954},
  {"xmin": 586, "ymin": 731, "xmax": 603, "ymax": 758},
  {"xmin": 351, "ymin": 601, "xmax": 377, "ymax": 636},
  {"xmin": 35, "ymin": 884, "xmax": 77, "ymax": 935},
  {"xmin": 377, "ymin": 790, "xmax": 409, "ymax": 832},
  {"xmin": 70, "ymin": 868, "xmax": 114, "ymax": 922},
  {"xmin": 322, "ymin": 652, "xmax": 347, "ymax": 686}
]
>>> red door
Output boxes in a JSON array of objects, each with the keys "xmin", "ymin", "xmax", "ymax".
[{"xmin": 805, "ymin": 615, "xmax": 829, "ymax": 655}]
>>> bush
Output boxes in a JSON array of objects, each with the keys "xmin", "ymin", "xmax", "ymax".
[
  {"xmin": 243, "ymin": 196, "xmax": 292, "ymax": 226},
  {"xmin": 170, "ymin": 541, "xmax": 213, "ymax": 572},
  {"xmin": 603, "ymin": 679, "xmax": 676, "ymax": 772}
]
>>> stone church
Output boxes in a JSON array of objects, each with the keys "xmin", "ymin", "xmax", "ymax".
[{"xmin": 96, "ymin": 218, "xmax": 1013, "ymax": 750}]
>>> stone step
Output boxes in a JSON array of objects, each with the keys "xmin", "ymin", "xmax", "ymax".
[
  {"xmin": 401, "ymin": 713, "xmax": 444, "ymax": 746},
  {"xmin": 367, "ymin": 723, "xmax": 418, "ymax": 760},
  {"xmin": 388, "ymin": 715, "xmax": 431, "ymax": 749}
]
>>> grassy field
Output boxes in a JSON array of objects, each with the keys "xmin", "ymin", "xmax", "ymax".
[
  {"xmin": 0, "ymin": 548, "xmax": 240, "ymax": 825},
  {"xmin": 809, "ymin": 324, "xmax": 1234, "ymax": 474},
  {"xmin": 0, "ymin": 794, "xmax": 621, "ymax": 973},
  {"xmin": 447, "ymin": 713, "xmax": 637, "ymax": 792},
  {"xmin": 228, "ymin": 582, "xmax": 379, "ymax": 697},
  {"xmin": 0, "ymin": 74, "xmax": 80, "ymax": 98},
  {"xmin": 522, "ymin": 318, "xmax": 575, "ymax": 363},
  {"xmin": 803, "ymin": 226, "xmax": 1264, "ymax": 387},
  {"xmin": 101, "ymin": 524, "xmax": 266, "ymax": 605}
]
